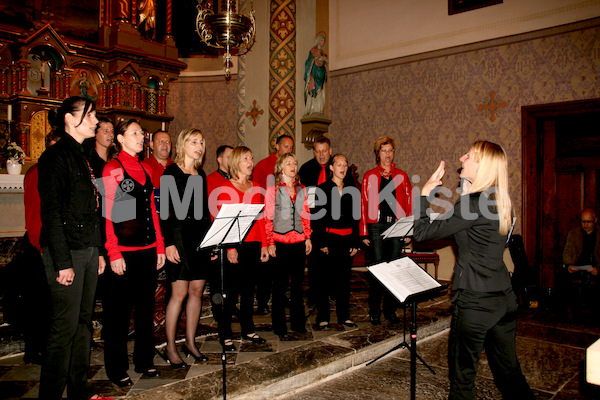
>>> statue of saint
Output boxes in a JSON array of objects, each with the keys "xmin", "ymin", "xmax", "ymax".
[
  {"xmin": 304, "ymin": 32, "xmax": 328, "ymax": 115},
  {"xmin": 138, "ymin": 0, "xmax": 157, "ymax": 40}
]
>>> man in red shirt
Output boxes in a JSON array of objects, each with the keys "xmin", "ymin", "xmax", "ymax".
[
  {"xmin": 253, "ymin": 135, "xmax": 294, "ymax": 189},
  {"xmin": 141, "ymin": 130, "xmax": 173, "ymax": 189},
  {"xmin": 206, "ymin": 145, "xmax": 233, "ymax": 207},
  {"xmin": 141, "ymin": 130, "xmax": 173, "ymax": 211}
]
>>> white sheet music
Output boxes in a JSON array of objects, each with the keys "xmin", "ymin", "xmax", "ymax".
[
  {"xmin": 200, "ymin": 203, "xmax": 264, "ymax": 248},
  {"xmin": 382, "ymin": 213, "xmax": 439, "ymax": 239},
  {"xmin": 367, "ymin": 257, "xmax": 441, "ymax": 303}
]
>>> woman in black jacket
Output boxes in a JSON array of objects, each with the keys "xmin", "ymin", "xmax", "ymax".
[
  {"xmin": 312, "ymin": 154, "xmax": 360, "ymax": 329},
  {"xmin": 414, "ymin": 140, "xmax": 533, "ymax": 400},
  {"xmin": 38, "ymin": 96, "xmax": 105, "ymax": 400},
  {"xmin": 161, "ymin": 128, "xmax": 211, "ymax": 367}
]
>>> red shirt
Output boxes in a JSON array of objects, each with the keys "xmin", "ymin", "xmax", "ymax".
[
  {"xmin": 265, "ymin": 183, "xmax": 312, "ymax": 246},
  {"xmin": 141, "ymin": 155, "xmax": 173, "ymax": 188},
  {"xmin": 211, "ymin": 180, "xmax": 267, "ymax": 247},
  {"xmin": 24, "ymin": 164, "xmax": 42, "ymax": 253},
  {"xmin": 206, "ymin": 169, "xmax": 230, "ymax": 202},
  {"xmin": 252, "ymin": 152, "xmax": 278, "ymax": 190},
  {"xmin": 359, "ymin": 163, "xmax": 412, "ymax": 237},
  {"xmin": 103, "ymin": 152, "xmax": 165, "ymax": 262}
]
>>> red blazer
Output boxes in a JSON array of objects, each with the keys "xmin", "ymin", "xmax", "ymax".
[{"xmin": 359, "ymin": 163, "xmax": 412, "ymax": 237}]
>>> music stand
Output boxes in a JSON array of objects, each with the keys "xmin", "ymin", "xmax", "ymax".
[
  {"xmin": 198, "ymin": 203, "xmax": 264, "ymax": 400},
  {"xmin": 366, "ymin": 256, "xmax": 447, "ymax": 400}
]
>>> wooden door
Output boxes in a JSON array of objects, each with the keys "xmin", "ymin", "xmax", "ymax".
[{"xmin": 523, "ymin": 99, "xmax": 600, "ymax": 289}]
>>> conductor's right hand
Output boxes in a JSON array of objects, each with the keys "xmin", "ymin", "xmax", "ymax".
[
  {"xmin": 111, "ymin": 258, "xmax": 126, "ymax": 275},
  {"xmin": 422, "ymin": 161, "xmax": 445, "ymax": 197}
]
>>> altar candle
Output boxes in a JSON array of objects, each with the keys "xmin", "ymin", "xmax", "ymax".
[
  {"xmin": 7, "ymin": 104, "xmax": 11, "ymax": 121},
  {"xmin": 161, "ymin": 121, "xmax": 166, "ymax": 131}
]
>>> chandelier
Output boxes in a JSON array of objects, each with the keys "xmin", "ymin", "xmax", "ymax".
[{"xmin": 196, "ymin": 0, "xmax": 256, "ymax": 82}]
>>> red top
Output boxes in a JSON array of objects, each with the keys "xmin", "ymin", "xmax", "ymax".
[
  {"xmin": 265, "ymin": 183, "xmax": 312, "ymax": 246},
  {"xmin": 359, "ymin": 163, "xmax": 413, "ymax": 237},
  {"xmin": 141, "ymin": 155, "xmax": 173, "ymax": 188},
  {"xmin": 103, "ymin": 152, "xmax": 165, "ymax": 261},
  {"xmin": 252, "ymin": 152, "xmax": 277, "ymax": 190},
  {"xmin": 24, "ymin": 164, "xmax": 42, "ymax": 253},
  {"xmin": 211, "ymin": 180, "xmax": 267, "ymax": 247},
  {"xmin": 206, "ymin": 169, "xmax": 230, "ymax": 206}
]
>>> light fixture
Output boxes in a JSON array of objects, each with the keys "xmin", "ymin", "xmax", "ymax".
[{"xmin": 196, "ymin": 0, "xmax": 256, "ymax": 82}]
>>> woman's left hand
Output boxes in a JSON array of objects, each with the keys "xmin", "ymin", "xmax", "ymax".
[
  {"xmin": 98, "ymin": 256, "xmax": 106, "ymax": 275},
  {"xmin": 227, "ymin": 248, "xmax": 239, "ymax": 264},
  {"xmin": 305, "ymin": 239, "xmax": 312, "ymax": 255},
  {"xmin": 156, "ymin": 254, "xmax": 166, "ymax": 270},
  {"xmin": 260, "ymin": 247, "xmax": 269, "ymax": 263},
  {"xmin": 422, "ymin": 161, "xmax": 445, "ymax": 197},
  {"xmin": 349, "ymin": 248, "xmax": 358, "ymax": 257}
]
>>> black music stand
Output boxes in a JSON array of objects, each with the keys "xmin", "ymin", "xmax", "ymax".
[
  {"xmin": 198, "ymin": 203, "xmax": 264, "ymax": 400},
  {"xmin": 366, "ymin": 256, "xmax": 447, "ymax": 400}
]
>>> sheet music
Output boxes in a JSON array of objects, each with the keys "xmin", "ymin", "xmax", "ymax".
[
  {"xmin": 200, "ymin": 203, "xmax": 264, "ymax": 248},
  {"xmin": 382, "ymin": 213, "xmax": 439, "ymax": 239},
  {"xmin": 367, "ymin": 257, "xmax": 441, "ymax": 303}
]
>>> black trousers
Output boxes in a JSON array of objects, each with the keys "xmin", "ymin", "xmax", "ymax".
[
  {"xmin": 449, "ymin": 288, "xmax": 534, "ymax": 400},
  {"xmin": 210, "ymin": 242, "xmax": 262, "ymax": 341},
  {"xmin": 40, "ymin": 246, "xmax": 98, "ymax": 400},
  {"xmin": 103, "ymin": 248, "xmax": 157, "ymax": 380},
  {"xmin": 271, "ymin": 241, "xmax": 306, "ymax": 335},
  {"xmin": 367, "ymin": 222, "xmax": 402, "ymax": 319},
  {"xmin": 314, "ymin": 234, "xmax": 354, "ymax": 323}
]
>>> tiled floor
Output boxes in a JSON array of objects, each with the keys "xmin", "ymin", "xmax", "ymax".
[{"xmin": 1, "ymin": 267, "xmax": 599, "ymax": 399}]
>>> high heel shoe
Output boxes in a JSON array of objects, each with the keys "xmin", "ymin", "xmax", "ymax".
[
  {"xmin": 182, "ymin": 343, "xmax": 209, "ymax": 362},
  {"xmin": 160, "ymin": 351, "xmax": 188, "ymax": 369}
]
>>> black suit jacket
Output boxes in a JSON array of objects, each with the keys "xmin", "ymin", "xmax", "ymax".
[{"xmin": 413, "ymin": 193, "xmax": 511, "ymax": 292}]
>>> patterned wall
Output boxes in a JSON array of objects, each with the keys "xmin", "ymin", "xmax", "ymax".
[
  {"xmin": 269, "ymin": 0, "xmax": 296, "ymax": 152},
  {"xmin": 167, "ymin": 77, "xmax": 238, "ymax": 172},
  {"xmin": 330, "ymin": 24, "xmax": 600, "ymax": 231}
]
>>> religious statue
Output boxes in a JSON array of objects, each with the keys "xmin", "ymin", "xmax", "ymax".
[
  {"xmin": 304, "ymin": 32, "xmax": 328, "ymax": 115},
  {"xmin": 138, "ymin": 0, "xmax": 157, "ymax": 40}
]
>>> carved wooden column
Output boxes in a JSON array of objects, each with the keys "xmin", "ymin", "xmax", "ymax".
[
  {"xmin": 164, "ymin": 0, "xmax": 173, "ymax": 40},
  {"xmin": 63, "ymin": 69, "xmax": 72, "ymax": 99},
  {"xmin": 114, "ymin": 80, "xmax": 122, "ymax": 107},
  {"xmin": 10, "ymin": 65, "xmax": 18, "ymax": 95},
  {"xmin": 114, "ymin": 0, "xmax": 132, "ymax": 23},
  {"xmin": 132, "ymin": 83, "xmax": 140, "ymax": 109},
  {"xmin": 53, "ymin": 72, "xmax": 61, "ymax": 99},
  {"xmin": 0, "ymin": 68, "xmax": 7, "ymax": 97},
  {"xmin": 101, "ymin": 82, "xmax": 109, "ymax": 108},
  {"xmin": 18, "ymin": 60, "xmax": 30, "ymax": 94},
  {"xmin": 140, "ymin": 86, "xmax": 147, "ymax": 112}
]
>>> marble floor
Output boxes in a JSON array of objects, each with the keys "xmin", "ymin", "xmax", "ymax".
[{"xmin": 0, "ymin": 267, "xmax": 599, "ymax": 399}]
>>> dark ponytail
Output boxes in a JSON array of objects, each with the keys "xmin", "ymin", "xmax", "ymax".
[{"xmin": 48, "ymin": 96, "xmax": 96, "ymax": 137}]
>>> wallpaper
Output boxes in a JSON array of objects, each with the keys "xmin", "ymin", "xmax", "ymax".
[
  {"xmin": 167, "ymin": 77, "xmax": 238, "ymax": 172},
  {"xmin": 329, "ymin": 25, "xmax": 600, "ymax": 231}
]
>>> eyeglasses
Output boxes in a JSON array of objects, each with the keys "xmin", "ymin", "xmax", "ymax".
[
  {"xmin": 380, "ymin": 148, "xmax": 395, "ymax": 154},
  {"xmin": 157, "ymin": 139, "xmax": 171, "ymax": 145}
]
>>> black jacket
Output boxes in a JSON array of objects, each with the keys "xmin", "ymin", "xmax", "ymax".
[
  {"xmin": 311, "ymin": 180, "xmax": 360, "ymax": 248},
  {"xmin": 38, "ymin": 132, "xmax": 101, "ymax": 271},
  {"xmin": 413, "ymin": 193, "xmax": 511, "ymax": 292},
  {"xmin": 298, "ymin": 158, "xmax": 354, "ymax": 190}
]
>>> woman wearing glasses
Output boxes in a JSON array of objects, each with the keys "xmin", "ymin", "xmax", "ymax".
[{"xmin": 359, "ymin": 136, "xmax": 413, "ymax": 326}]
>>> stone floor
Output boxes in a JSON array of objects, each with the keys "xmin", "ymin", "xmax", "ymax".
[
  {"xmin": 0, "ymin": 267, "xmax": 599, "ymax": 399},
  {"xmin": 279, "ymin": 308, "xmax": 600, "ymax": 399}
]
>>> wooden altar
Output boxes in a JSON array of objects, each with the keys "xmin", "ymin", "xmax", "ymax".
[{"xmin": 0, "ymin": 0, "xmax": 187, "ymax": 160}]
